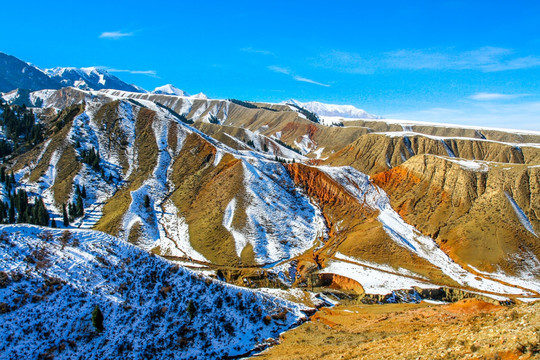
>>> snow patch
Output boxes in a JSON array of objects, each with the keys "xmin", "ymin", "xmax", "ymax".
[{"xmin": 505, "ymin": 192, "xmax": 538, "ymax": 237}]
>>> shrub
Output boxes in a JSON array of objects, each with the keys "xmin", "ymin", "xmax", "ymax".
[
  {"xmin": 186, "ymin": 300, "xmax": 196, "ymax": 320},
  {"xmin": 59, "ymin": 230, "xmax": 72, "ymax": 249}
]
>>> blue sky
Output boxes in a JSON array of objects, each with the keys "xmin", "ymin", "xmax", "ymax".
[{"xmin": 3, "ymin": 0, "xmax": 540, "ymax": 130}]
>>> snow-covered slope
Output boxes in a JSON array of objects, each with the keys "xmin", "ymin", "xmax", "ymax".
[
  {"xmin": 0, "ymin": 52, "xmax": 59, "ymax": 92},
  {"xmin": 0, "ymin": 224, "xmax": 308, "ymax": 360},
  {"xmin": 152, "ymin": 84, "xmax": 188, "ymax": 96},
  {"xmin": 285, "ymin": 99, "xmax": 381, "ymax": 119},
  {"xmin": 13, "ymin": 90, "xmax": 326, "ymax": 266}
]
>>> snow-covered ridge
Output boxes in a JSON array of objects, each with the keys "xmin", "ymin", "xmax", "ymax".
[
  {"xmin": 43, "ymin": 66, "xmax": 142, "ymax": 93},
  {"xmin": 284, "ymin": 99, "xmax": 381, "ymax": 119}
]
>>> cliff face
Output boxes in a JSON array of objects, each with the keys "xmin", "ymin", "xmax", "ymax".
[
  {"xmin": 326, "ymin": 133, "xmax": 540, "ymax": 175},
  {"xmin": 372, "ymin": 155, "xmax": 540, "ymax": 274},
  {"xmin": 284, "ymin": 163, "xmax": 455, "ymax": 286}
]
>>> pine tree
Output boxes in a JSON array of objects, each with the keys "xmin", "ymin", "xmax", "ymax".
[
  {"xmin": 0, "ymin": 167, "xmax": 5, "ymax": 183},
  {"xmin": 144, "ymin": 194, "xmax": 150, "ymax": 208},
  {"xmin": 68, "ymin": 203, "xmax": 74, "ymax": 221},
  {"xmin": 35, "ymin": 198, "xmax": 49, "ymax": 226},
  {"xmin": 91, "ymin": 305, "xmax": 105, "ymax": 332},
  {"xmin": 62, "ymin": 203, "xmax": 69, "ymax": 226},
  {"xmin": 51, "ymin": 217, "xmax": 57, "ymax": 228},
  {"xmin": 186, "ymin": 300, "xmax": 196, "ymax": 320},
  {"xmin": 81, "ymin": 185, "xmax": 87, "ymax": 198},
  {"xmin": 8, "ymin": 203, "xmax": 15, "ymax": 223},
  {"xmin": 76, "ymin": 195, "xmax": 84, "ymax": 217}
]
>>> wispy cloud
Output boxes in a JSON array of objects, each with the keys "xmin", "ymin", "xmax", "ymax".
[
  {"xmin": 268, "ymin": 66, "xmax": 329, "ymax": 87},
  {"xmin": 469, "ymin": 92, "xmax": 531, "ymax": 101},
  {"xmin": 385, "ymin": 101, "xmax": 540, "ymax": 131},
  {"xmin": 108, "ymin": 68, "xmax": 158, "ymax": 77},
  {"xmin": 292, "ymin": 76, "xmax": 330, "ymax": 87},
  {"xmin": 387, "ymin": 47, "xmax": 540, "ymax": 72},
  {"xmin": 241, "ymin": 47, "xmax": 275, "ymax": 56},
  {"xmin": 268, "ymin": 65, "xmax": 291, "ymax": 74},
  {"xmin": 316, "ymin": 50, "xmax": 375, "ymax": 74},
  {"xmin": 99, "ymin": 31, "xmax": 134, "ymax": 40},
  {"xmin": 318, "ymin": 47, "xmax": 540, "ymax": 73}
]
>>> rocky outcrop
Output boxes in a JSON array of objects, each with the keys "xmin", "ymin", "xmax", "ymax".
[
  {"xmin": 372, "ymin": 154, "xmax": 540, "ymax": 274},
  {"xmin": 284, "ymin": 163, "xmax": 455, "ymax": 286},
  {"xmin": 326, "ymin": 133, "xmax": 540, "ymax": 175}
]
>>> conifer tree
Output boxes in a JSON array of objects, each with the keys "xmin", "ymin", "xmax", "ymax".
[
  {"xmin": 76, "ymin": 195, "xmax": 84, "ymax": 217},
  {"xmin": 186, "ymin": 300, "xmax": 196, "ymax": 320},
  {"xmin": 92, "ymin": 305, "xmax": 104, "ymax": 332},
  {"xmin": 62, "ymin": 203, "xmax": 69, "ymax": 226},
  {"xmin": 144, "ymin": 194, "xmax": 150, "ymax": 208},
  {"xmin": 8, "ymin": 203, "xmax": 15, "ymax": 223}
]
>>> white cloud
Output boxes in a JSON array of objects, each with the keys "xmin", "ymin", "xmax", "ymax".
[
  {"xmin": 293, "ymin": 76, "xmax": 330, "ymax": 87},
  {"xmin": 268, "ymin": 66, "xmax": 330, "ymax": 87},
  {"xmin": 316, "ymin": 50, "xmax": 375, "ymax": 74},
  {"xmin": 241, "ymin": 47, "xmax": 275, "ymax": 56},
  {"xmin": 268, "ymin": 65, "xmax": 290, "ymax": 74},
  {"xmin": 387, "ymin": 47, "xmax": 540, "ymax": 72},
  {"xmin": 99, "ymin": 31, "xmax": 134, "ymax": 39},
  {"xmin": 469, "ymin": 92, "xmax": 530, "ymax": 101},
  {"xmin": 385, "ymin": 101, "xmax": 540, "ymax": 131},
  {"xmin": 319, "ymin": 47, "xmax": 540, "ymax": 73},
  {"xmin": 108, "ymin": 68, "xmax": 158, "ymax": 77}
]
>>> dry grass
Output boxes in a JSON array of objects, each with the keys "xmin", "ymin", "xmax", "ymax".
[
  {"xmin": 168, "ymin": 134, "xmax": 245, "ymax": 265},
  {"xmin": 95, "ymin": 107, "xmax": 158, "ymax": 235},
  {"xmin": 52, "ymin": 146, "xmax": 81, "ymax": 205},
  {"xmin": 257, "ymin": 300, "xmax": 540, "ymax": 360}
]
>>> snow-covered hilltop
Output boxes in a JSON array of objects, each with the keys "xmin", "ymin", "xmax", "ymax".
[
  {"xmin": 285, "ymin": 99, "xmax": 382, "ymax": 119},
  {"xmin": 152, "ymin": 84, "xmax": 188, "ymax": 96}
]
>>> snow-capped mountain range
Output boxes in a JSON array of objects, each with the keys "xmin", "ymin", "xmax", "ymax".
[{"xmin": 45, "ymin": 66, "xmax": 143, "ymax": 93}]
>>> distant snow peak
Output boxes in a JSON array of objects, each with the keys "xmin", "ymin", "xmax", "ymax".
[
  {"xmin": 285, "ymin": 99, "xmax": 381, "ymax": 120},
  {"xmin": 152, "ymin": 84, "xmax": 188, "ymax": 96},
  {"xmin": 190, "ymin": 92, "xmax": 208, "ymax": 100}
]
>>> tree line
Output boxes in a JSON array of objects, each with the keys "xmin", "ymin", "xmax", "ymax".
[
  {"xmin": 0, "ymin": 167, "xmax": 51, "ymax": 226},
  {"xmin": 0, "ymin": 102, "xmax": 43, "ymax": 158}
]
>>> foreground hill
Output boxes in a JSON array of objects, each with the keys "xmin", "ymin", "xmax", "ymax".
[{"xmin": 0, "ymin": 225, "xmax": 308, "ymax": 360}]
